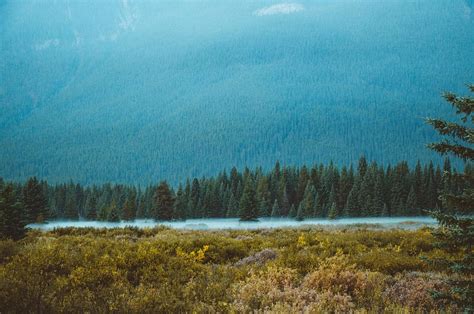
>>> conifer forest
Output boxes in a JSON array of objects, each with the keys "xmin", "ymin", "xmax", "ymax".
[{"xmin": 0, "ymin": 0, "xmax": 473, "ymax": 313}]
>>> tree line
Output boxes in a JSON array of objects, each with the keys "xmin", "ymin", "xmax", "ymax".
[{"xmin": 1, "ymin": 156, "xmax": 470, "ymax": 238}]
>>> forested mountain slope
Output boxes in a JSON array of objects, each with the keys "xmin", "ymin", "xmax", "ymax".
[{"xmin": 1, "ymin": 0, "xmax": 473, "ymax": 184}]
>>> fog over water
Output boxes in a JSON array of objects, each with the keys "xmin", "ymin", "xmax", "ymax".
[{"xmin": 28, "ymin": 217, "xmax": 437, "ymax": 231}]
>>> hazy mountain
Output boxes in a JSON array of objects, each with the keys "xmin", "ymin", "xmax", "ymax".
[{"xmin": 1, "ymin": 0, "xmax": 473, "ymax": 185}]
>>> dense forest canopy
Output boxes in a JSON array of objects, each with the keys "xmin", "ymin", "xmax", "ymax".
[
  {"xmin": 1, "ymin": 0, "xmax": 473, "ymax": 185},
  {"xmin": 1, "ymin": 157, "xmax": 471, "ymax": 235}
]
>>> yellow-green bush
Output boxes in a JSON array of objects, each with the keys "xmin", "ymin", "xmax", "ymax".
[{"xmin": 0, "ymin": 226, "xmax": 463, "ymax": 313}]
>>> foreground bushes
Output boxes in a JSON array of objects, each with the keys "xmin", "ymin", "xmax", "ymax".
[{"xmin": 0, "ymin": 226, "xmax": 463, "ymax": 312}]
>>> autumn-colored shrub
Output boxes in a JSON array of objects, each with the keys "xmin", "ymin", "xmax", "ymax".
[
  {"xmin": 235, "ymin": 248, "xmax": 277, "ymax": 266},
  {"xmin": 0, "ymin": 226, "xmax": 466, "ymax": 313},
  {"xmin": 383, "ymin": 272, "xmax": 455, "ymax": 311}
]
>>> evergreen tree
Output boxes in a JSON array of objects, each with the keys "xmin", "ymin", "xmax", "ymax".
[
  {"xmin": 426, "ymin": 85, "xmax": 474, "ymax": 310},
  {"xmin": 288, "ymin": 204, "xmax": 297, "ymax": 218},
  {"xmin": 327, "ymin": 184, "xmax": 337, "ymax": 216},
  {"xmin": 239, "ymin": 178, "xmax": 258, "ymax": 221},
  {"xmin": 297, "ymin": 166, "xmax": 310, "ymax": 204},
  {"xmin": 84, "ymin": 194, "xmax": 97, "ymax": 220},
  {"xmin": 271, "ymin": 199, "xmax": 281, "ymax": 218},
  {"xmin": 280, "ymin": 188, "xmax": 291, "ymax": 217},
  {"xmin": 173, "ymin": 185, "xmax": 187, "ymax": 220},
  {"xmin": 97, "ymin": 205, "xmax": 108, "ymax": 221},
  {"xmin": 301, "ymin": 183, "xmax": 316, "ymax": 218},
  {"xmin": 152, "ymin": 181, "xmax": 175, "ymax": 221},
  {"xmin": 345, "ymin": 181, "xmax": 359, "ymax": 217},
  {"xmin": 381, "ymin": 203, "xmax": 389, "ymax": 216},
  {"xmin": 122, "ymin": 195, "xmax": 136, "ymax": 221},
  {"xmin": 372, "ymin": 174, "xmax": 385, "ymax": 216},
  {"xmin": 22, "ymin": 177, "xmax": 48, "ymax": 223},
  {"xmin": 414, "ymin": 161, "xmax": 424, "ymax": 210},
  {"xmin": 64, "ymin": 186, "xmax": 79, "ymax": 220},
  {"xmin": 358, "ymin": 156, "xmax": 368, "ymax": 178},
  {"xmin": 338, "ymin": 166, "xmax": 353, "ymax": 212},
  {"xmin": 405, "ymin": 186, "xmax": 417, "ymax": 216},
  {"xmin": 190, "ymin": 178, "xmax": 200, "ymax": 215},
  {"xmin": 107, "ymin": 202, "xmax": 120, "ymax": 222},
  {"xmin": 136, "ymin": 196, "xmax": 147, "ymax": 219},
  {"xmin": 0, "ymin": 184, "xmax": 27, "ymax": 240},
  {"xmin": 226, "ymin": 193, "xmax": 239, "ymax": 217},
  {"xmin": 328, "ymin": 202, "xmax": 337, "ymax": 220},
  {"xmin": 313, "ymin": 193, "xmax": 324, "ymax": 217},
  {"xmin": 258, "ymin": 197, "xmax": 271, "ymax": 217},
  {"xmin": 75, "ymin": 183, "xmax": 85, "ymax": 218},
  {"xmin": 295, "ymin": 203, "xmax": 304, "ymax": 221}
]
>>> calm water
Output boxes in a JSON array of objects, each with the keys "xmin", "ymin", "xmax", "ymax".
[{"xmin": 28, "ymin": 217, "xmax": 437, "ymax": 231}]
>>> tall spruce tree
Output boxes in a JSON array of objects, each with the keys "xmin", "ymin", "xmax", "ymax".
[
  {"xmin": 84, "ymin": 194, "xmax": 97, "ymax": 220},
  {"xmin": 239, "ymin": 177, "xmax": 258, "ymax": 221},
  {"xmin": 122, "ymin": 195, "xmax": 136, "ymax": 221},
  {"xmin": 173, "ymin": 185, "xmax": 187, "ymax": 220},
  {"xmin": 295, "ymin": 203, "xmax": 304, "ymax": 221},
  {"xmin": 289, "ymin": 204, "xmax": 297, "ymax": 218},
  {"xmin": 405, "ymin": 186, "xmax": 417, "ymax": 216},
  {"xmin": 152, "ymin": 181, "xmax": 175, "ymax": 221},
  {"xmin": 271, "ymin": 199, "xmax": 281, "ymax": 218},
  {"xmin": 23, "ymin": 177, "xmax": 48, "ymax": 223},
  {"xmin": 328, "ymin": 202, "xmax": 338, "ymax": 220},
  {"xmin": 226, "ymin": 193, "xmax": 239, "ymax": 217},
  {"xmin": 258, "ymin": 197, "xmax": 271, "ymax": 217},
  {"xmin": 426, "ymin": 85, "xmax": 473, "ymax": 310},
  {"xmin": 64, "ymin": 186, "xmax": 79, "ymax": 220},
  {"xmin": 0, "ymin": 184, "xmax": 27, "ymax": 240},
  {"xmin": 301, "ymin": 183, "xmax": 316, "ymax": 218},
  {"xmin": 107, "ymin": 201, "xmax": 120, "ymax": 222}
]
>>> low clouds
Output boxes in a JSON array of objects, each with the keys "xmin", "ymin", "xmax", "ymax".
[{"xmin": 253, "ymin": 3, "xmax": 304, "ymax": 16}]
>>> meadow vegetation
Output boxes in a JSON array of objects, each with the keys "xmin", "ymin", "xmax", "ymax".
[{"xmin": 0, "ymin": 226, "xmax": 464, "ymax": 313}]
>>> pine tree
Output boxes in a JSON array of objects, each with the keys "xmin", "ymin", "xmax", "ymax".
[
  {"xmin": 301, "ymin": 183, "xmax": 316, "ymax": 218},
  {"xmin": 295, "ymin": 203, "xmax": 304, "ymax": 221},
  {"xmin": 271, "ymin": 199, "xmax": 281, "ymax": 218},
  {"xmin": 328, "ymin": 202, "xmax": 337, "ymax": 220},
  {"xmin": 414, "ymin": 160, "xmax": 424, "ymax": 210},
  {"xmin": 372, "ymin": 174, "xmax": 385, "ymax": 216},
  {"xmin": 107, "ymin": 202, "xmax": 120, "ymax": 222},
  {"xmin": 426, "ymin": 85, "xmax": 474, "ymax": 310},
  {"xmin": 84, "ymin": 194, "xmax": 97, "ymax": 220},
  {"xmin": 289, "ymin": 204, "xmax": 297, "ymax": 218},
  {"xmin": 239, "ymin": 177, "xmax": 258, "ymax": 221},
  {"xmin": 358, "ymin": 156, "xmax": 368, "ymax": 178},
  {"xmin": 0, "ymin": 184, "xmax": 27, "ymax": 240},
  {"xmin": 345, "ymin": 182, "xmax": 359, "ymax": 217},
  {"xmin": 405, "ymin": 186, "xmax": 417, "ymax": 216},
  {"xmin": 258, "ymin": 197, "xmax": 271, "ymax": 217},
  {"xmin": 136, "ymin": 195, "xmax": 147, "ymax": 219},
  {"xmin": 226, "ymin": 193, "xmax": 239, "ymax": 217},
  {"xmin": 97, "ymin": 205, "xmax": 108, "ymax": 221},
  {"xmin": 122, "ymin": 195, "xmax": 136, "ymax": 221},
  {"xmin": 313, "ymin": 193, "xmax": 324, "ymax": 217},
  {"xmin": 338, "ymin": 166, "xmax": 353, "ymax": 212},
  {"xmin": 152, "ymin": 181, "xmax": 175, "ymax": 221},
  {"xmin": 297, "ymin": 166, "xmax": 310, "ymax": 204},
  {"xmin": 173, "ymin": 185, "xmax": 187, "ymax": 220},
  {"xmin": 64, "ymin": 186, "xmax": 79, "ymax": 220},
  {"xmin": 22, "ymin": 177, "xmax": 48, "ymax": 223},
  {"xmin": 280, "ymin": 188, "xmax": 291, "ymax": 217}
]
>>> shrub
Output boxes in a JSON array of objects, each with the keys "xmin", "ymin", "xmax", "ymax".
[{"xmin": 383, "ymin": 272, "xmax": 455, "ymax": 311}]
